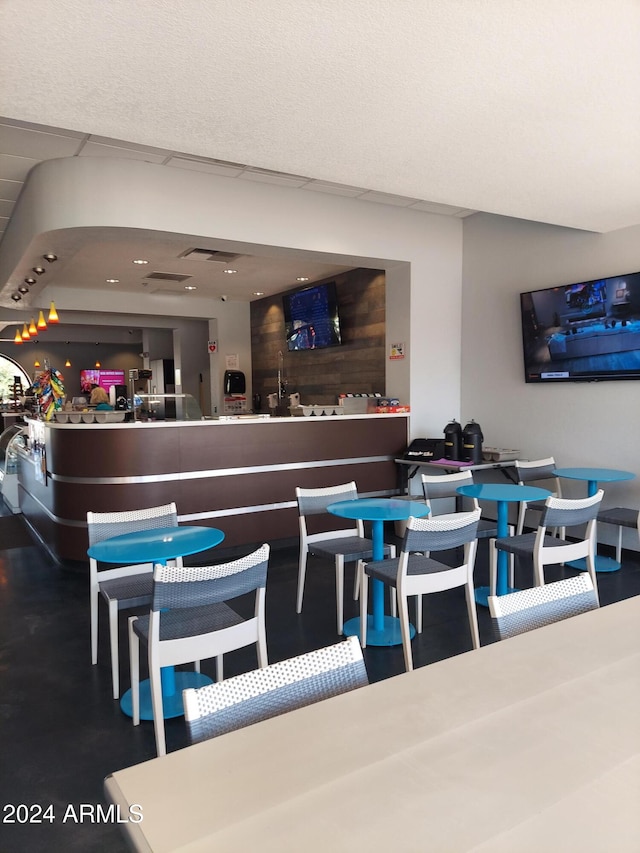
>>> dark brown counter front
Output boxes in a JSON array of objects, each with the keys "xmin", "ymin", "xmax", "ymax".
[{"xmin": 18, "ymin": 415, "xmax": 409, "ymax": 562}]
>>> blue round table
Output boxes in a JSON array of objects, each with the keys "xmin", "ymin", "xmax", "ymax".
[
  {"xmin": 88, "ymin": 525, "xmax": 225, "ymax": 719},
  {"xmin": 457, "ymin": 483, "xmax": 551, "ymax": 606},
  {"xmin": 553, "ymin": 467, "xmax": 636, "ymax": 572},
  {"xmin": 327, "ymin": 497, "xmax": 430, "ymax": 646}
]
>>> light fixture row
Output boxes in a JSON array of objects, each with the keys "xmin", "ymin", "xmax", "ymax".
[
  {"xmin": 13, "ymin": 302, "xmax": 60, "ymax": 344},
  {"xmin": 11, "ymin": 254, "xmax": 58, "ymax": 302}
]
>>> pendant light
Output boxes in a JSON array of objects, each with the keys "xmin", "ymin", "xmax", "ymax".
[
  {"xmin": 14, "ymin": 328, "xmax": 23, "ymax": 344},
  {"xmin": 37, "ymin": 311, "xmax": 47, "ymax": 330},
  {"xmin": 48, "ymin": 301, "xmax": 60, "ymax": 324},
  {"xmin": 65, "ymin": 358, "xmax": 71, "ymax": 368},
  {"xmin": 28, "ymin": 318, "xmax": 37, "ymax": 336},
  {"xmin": 21, "ymin": 323, "xmax": 30, "ymax": 340},
  {"xmin": 34, "ymin": 360, "xmax": 41, "ymax": 368}
]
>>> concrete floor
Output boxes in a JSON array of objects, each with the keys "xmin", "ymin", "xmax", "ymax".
[{"xmin": 1, "ymin": 507, "xmax": 639, "ymax": 852}]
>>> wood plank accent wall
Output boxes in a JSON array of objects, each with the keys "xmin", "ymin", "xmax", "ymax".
[{"xmin": 250, "ymin": 268, "xmax": 386, "ymax": 408}]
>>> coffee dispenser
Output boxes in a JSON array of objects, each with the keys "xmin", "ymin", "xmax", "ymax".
[
  {"xmin": 461, "ymin": 419, "xmax": 484, "ymax": 464},
  {"xmin": 443, "ymin": 419, "xmax": 462, "ymax": 460}
]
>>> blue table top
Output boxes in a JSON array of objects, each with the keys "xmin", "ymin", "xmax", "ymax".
[
  {"xmin": 553, "ymin": 467, "xmax": 636, "ymax": 484},
  {"xmin": 457, "ymin": 483, "xmax": 551, "ymax": 503},
  {"xmin": 327, "ymin": 497, "xmax": 430, "ymax": 522},
  {"xmin": 87, "ymin": 525, "xmax": 225, "ymax": 565}
]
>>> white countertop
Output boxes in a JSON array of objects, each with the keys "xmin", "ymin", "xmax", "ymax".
[
  {"xmin": 41, "ymin": 412, "xmax": 410, "ymax": 429},
  {"xmin": 105, "ymin": 595, "xmax": 640, "ymax": 853}
]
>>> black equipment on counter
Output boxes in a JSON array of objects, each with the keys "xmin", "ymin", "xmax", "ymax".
[
  {"xmin": 403, "ymin": 438, "xmax": 445, "ymax": 462},
  {"xmin": 461, "ymin": 420, "xmax": 484, "ymax": 465},
  {"xmin": 443, "ymin": 419, "xmax": 462, "ymax": 460}
]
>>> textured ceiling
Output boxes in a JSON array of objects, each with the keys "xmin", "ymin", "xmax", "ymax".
[{"xmin": 1, "ymin": 0, "xmax": 639, "ymax": 234}]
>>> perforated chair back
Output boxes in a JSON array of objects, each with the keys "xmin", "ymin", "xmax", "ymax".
[
  {"xmin": 402, "ymin": 508, "xmax": 481, "ymax": 556},
  {"xmin": 296, "ymin": 481, "xmax": 359, "ymax": 518},
  {"xmin": 87, "ymin": 503, "xmax": 179, "ymax": 547},
  {"xmin": 183, "ymin": 636, "xmax": 368, "ymax": 743},
  {"xmin": 514, "ymin": 457, "xmax": 562, "ymax": 535},
  {"xmin": 87, "ymin": 502, "xmax": 180, "ymax": 700},
  {"xmin": 421, "ymin": 470, "xmax": 477, "ymax": 512},
  {"xmin": 488, "ymin": 574, "xmax": 598, "ymax": 640}
]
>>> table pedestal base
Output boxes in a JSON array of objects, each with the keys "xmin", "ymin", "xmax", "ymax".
[
  {"xmin": 343, "ymin": 615, "xmax": 415, "ymax": 647},
  {"xmin": 474, "ymin": 585, "xmax": 519, "ymax": 608},
  {"xmin": 567, "ymin": 555, "xmax": 621, "ymax": 573},
  {"xmin": 120, "ymin": 671, "xmax": 213, "ymax": 720}
]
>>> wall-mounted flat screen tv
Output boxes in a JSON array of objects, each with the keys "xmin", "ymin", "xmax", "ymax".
[
  {"xmin": 520, "ymin": 270, "xmax": 640, "ymax": 382},
  {"xmin": 80, "ymin": 368, "xmax": 126, "ymax": 394},
  {"xmin": 282, "ymin": 281, "xmax": 342, "ymax": 351}
]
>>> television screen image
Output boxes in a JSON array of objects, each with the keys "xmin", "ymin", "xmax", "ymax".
[
  {"xmin": 520, "ymin": 270, "xmax": 640, "ymax": 383},
  {"xmin": 282, "ymin": 282, "xmax": 342, "ymax": 351},
  {"xmin": 80, "ymin": 368, "xmax": 126, "ymax": 394}
]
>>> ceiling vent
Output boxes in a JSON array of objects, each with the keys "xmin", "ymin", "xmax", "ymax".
[
  {"xmin": 144, "ymin": 271, "xmax": 193, "ymax": 283},
  {"xmin": 179, "ymin": 248, "xmax": 241, "ymax": 263}
]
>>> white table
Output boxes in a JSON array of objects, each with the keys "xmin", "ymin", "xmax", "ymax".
[{"xmin": 105, "ymin": 596, "xmax": 640, "ymax": 853}]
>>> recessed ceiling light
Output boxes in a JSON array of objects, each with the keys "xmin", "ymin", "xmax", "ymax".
[
  {"xmin": 106, "ymin": 278, "xmax": 119, "ymax": 283},
  {"xmin": 32, "ymin": 266, "xmax": 46, "ymax": 275},
  {"xmin": 43, "ymin": 253, "xmax": 57, "ymax": 263},
  {"xmin": 184, "ymin": 285, "xmax": 197, "ymax": 291},
  {"xmin": 253, "ymin": 291, "xmax": 265, "ymax": 296},
  {"xmin": 18, "ymin": 285, "xmax": 29, "ymax": 294},
  {"xmin": 296, "ymin": 276, "xmax": 309, "ymax": 282},
  {"xmin": 24, "ymin": 278, "xmax": 37, "ymax": 285},
  {"xmin": 11, "ymin": 293, "xmax": 21, "ymax": 301},
  {"xmin": 223, "ymin": 268, "xmax": 237, "ymax": 274},
  {"xmin": 132, "ymin": 259, "xmax": 149, "ymax": 265}
]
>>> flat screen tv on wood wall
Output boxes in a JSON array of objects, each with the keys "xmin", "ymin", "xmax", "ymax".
[
  {"xmin": 282, "ymin": 281, "xmax": 342, "ymax": 351},
  {"xmin": 520, "ymin": 269, "xmax": 640, "ymax": 382}
]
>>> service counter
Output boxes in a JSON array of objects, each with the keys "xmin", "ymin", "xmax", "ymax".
[{"xmin": 16, "ymin": 414, "xmax": 409, "ymax": 563}]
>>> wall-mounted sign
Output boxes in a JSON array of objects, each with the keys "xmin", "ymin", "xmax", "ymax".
[
  {"xmin": 225, "ymin": 354, "xmax": 239, "ymax": 370},
  {"xmin": 389, "ymin": 342, "xmax": 405, "ymax": 360},
  {"xmin": 208, "ymin": 340, "xmax": 217, "ymax": 354}
]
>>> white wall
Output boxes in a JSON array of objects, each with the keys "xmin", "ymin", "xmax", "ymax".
[
  {"xmin": 1, "ymin": 156, "xmax": 465, "ymax": 435},
  {"xmin": 462, "ymin": 213, "xmax": 640, "ymax": 546}
]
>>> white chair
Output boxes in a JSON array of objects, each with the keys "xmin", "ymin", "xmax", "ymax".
[
  {"xmin": 488, "ymin": 574, "xmax": 599, "ymax": 640},
  {"xmin": 183, "ymin": 636, "xmax": 368, "ymax": 743},
  {"xmin": 88, "ymin": 503, "xmax": 182, "ymax": 699},
  {"xmin": 490, "ymin": 490, "xmax": 604, "ymax": 598},
  {"xmin": 296, "ymin": 482, "xmax": 395, "ymax": 634},
  {"xmin": 597, "ymin": 505, "xmax": 640, "ymax": 564},
  {"xmin": 421, "ymin": 470, "xmax": 515, "ymax": 588},
  {"xmin": 514, "ymin": 457, "xmax": 563, "ymax": 535},
  {"xmin": 359, "ymin": 509, "xmax": 481, "ymax": 672},
  {"xmin": 129, "ymin": 543, "xmax": 270, "ymax": 756}
]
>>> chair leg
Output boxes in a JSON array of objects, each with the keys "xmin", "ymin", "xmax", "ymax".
[
  {"xmin": 215, "ymin": 656, "xmax": 224, "ymax": 682},
  {"xmin": 335, "ymin": 557, "xmax": 344, "ymax": 635},
  {"xmin": 108, "ymin": 599, "xmax": 120, "ymax": 699},
  {"xmin": 465, "ymin": 580, "xmax": 480, "ymax": 649},
  {"xmin": 489, "ymin": 539, "xmax": 498, "ymax": 596},
  {"xmin": 359, "ymin": 563, "xmax": 368, "ymax": 649},
  {"xmin": 128, "ymin": 617, "xmax": 140, "ymax": 726},
  {"xmin": 193, "ymin": 660, "xmax": 201, "ymax": 674},
  {"xmin": 353, "ymin": 566, "xmax": 360, "ymax": 601},
  {"xmin": 390, "ymin": 588, "xmax": 397, "ymax": 618},
  {"xmin": 296, "ymin": 550, "xmax": 307, "ymax": 614},
  {"xmin": 397, "ymin": 592, "xmax": 413, "ymax": 672},
  {"xmin": 516, "ymin": 504, "xmax": 526, "ymax": 536},
  {"xmin": 90, "ymin": 588, "xmax": 99, "ymax": 665},
  {"xmin": 149, "ymin": 656, "xmax": 166, "ymax": 757},
  {"xmin": 533, "ymin": 556, "xmax": 545, "ymax": 587},
  {"xmin": 616, "ymin": 525, "xmax": 623, "ymax": 564},
  {"xmin": 415, "ymin": 595, "xmax": 423, "ymax": 633}
]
